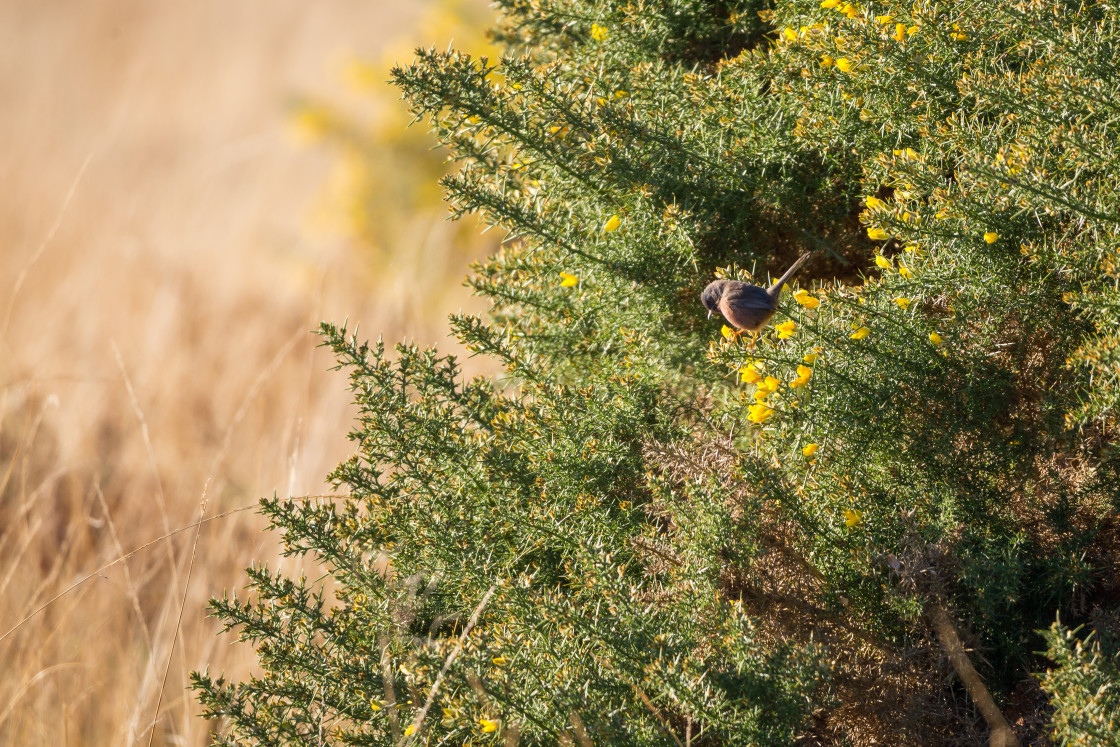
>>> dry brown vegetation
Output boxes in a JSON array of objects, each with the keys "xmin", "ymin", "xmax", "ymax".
[{"xmin": 0, "ymin": 2, "xmax": 490, "ymax": 744}]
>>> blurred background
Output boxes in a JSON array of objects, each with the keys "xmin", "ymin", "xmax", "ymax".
[{"xmin": 0, "ymin": 0, "xmax": 493, "ymax": 744}]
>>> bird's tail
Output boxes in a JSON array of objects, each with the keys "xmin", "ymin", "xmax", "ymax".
[{"xmin": 769, "ymin": 251, "xmax": 812, "ymax": 293}]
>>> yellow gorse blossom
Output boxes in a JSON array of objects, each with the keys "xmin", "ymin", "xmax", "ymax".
[
  {"xmin": 874, "ymin": 254, "xmax": 892, "ymax": 269},
  {"xmin": 850, "ymin": 326, "xmax": 871, "ymax": 340},
  {"xmin": 894, "ymin": 297, "xmax": 912, "ymax": 309},
  {"xmin": 867, "ymin": 227, "xmax": 890, "ymax": 241},
  {"xmin": 492, "ymin": 656, "xmax": 509, "ymax": 666},
  {"xmin": 793, "ymin": 289, "xmax": 820, "ymax": 308},
  {"xmin": 894, "ymin": 23, "xmax": 906, "ymax": 41},
  {"xmin": 748, "ymin": 403, "xmax": 775, "ymax": 423},
  {"xmin": 835, "ymin": 57, "xmax": 854, "ymax": 72},
  {"xmin": 760, "ymin": 375, "xmax": 781, "ymax": 393},
  {"xmin": 821, "ymin": 0, "xmax": 840, "ymax": 7},
  {"xmin": 865, "ymin": 195, "xmax": 883, "ymax": 209},
  {"xmin": 803, "ymin": 352, "xmax": 819, "ymax": 364},
  {"xmin": 820, "ymin": 55, "xmax": 834, "ymax": 67},
  {"xmin": 929, "ymin": 331, "xmax": 944, "ymax": 346},
  {"xmin": 480, "ymin": 718, "xmax": 500, "ymax": 733},
  {"xmin": 783, "ymin": 27, "xmax": 798, "ymax": 41},
  {"xmin": 603, "ymin": 214, "xmax": 622, "ymax": 232},
  {"xmin": 802, "ymin": 443, "xmax": 820, "ymax": 456},
  {"xmin": 560, "ymin": 272, "xmax": 579, "ymax": 287},
  {"xmin": 590, "ymin": 24, "xmax": 608, "ymax": 41},
  {"xmin": 740, "ymin": 362, "xmax": 763, "ymax": 384},
  {"xmin": 984, "ymin": 231, "xmax": 999, "ymax": 243},
  {"xmin": 775, "ymin": 320, "xmax": 797, "ymax": 338},
  {"xmin": 790, "ymin": 365, "xmax": 813, "ymax": 388},
  {"xmin": 404, "ymin": 725, "xmax": 415, "ymax": 737},
  {"xmin": 875, "ymin": 14, "xmax": 892, "ymax": 24},
  {"xmin": 898, "ymin": 261, "xmax": 913, "ymax": 279},
  {"xmin": 722, "ymin": 325, "xmax": 735, "ymax": 340},
  {"xmin": 844, "ymin": 508, "xmax": 863, "ymax": 527}
]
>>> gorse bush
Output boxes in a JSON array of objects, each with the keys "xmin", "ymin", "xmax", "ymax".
[
  {"xmin": 194, "ymin": 0, "xmax": 1120, "ymax": 744},
  {"xmin": 1040, "ymin": 621, "xmax": 1120, "ymax": 746}
]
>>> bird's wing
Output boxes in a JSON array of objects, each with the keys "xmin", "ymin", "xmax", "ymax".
[{"xmin": 721, "ymin": 283, "xmax": 775, "ymax": 311}]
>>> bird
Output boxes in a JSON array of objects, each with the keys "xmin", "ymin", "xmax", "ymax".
[{"xmin": 701, "ymin": 252, "xmax": 812, "ymax": 345}]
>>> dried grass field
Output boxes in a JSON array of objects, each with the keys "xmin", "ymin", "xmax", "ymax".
[{"xmin": 0, "ymin": 1, "xmax": 490, "ymax": 744}]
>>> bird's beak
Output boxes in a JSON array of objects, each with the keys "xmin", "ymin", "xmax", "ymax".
[{"xmin": 707, "ymin": 310, "xmax": 713, "ymax": 319}]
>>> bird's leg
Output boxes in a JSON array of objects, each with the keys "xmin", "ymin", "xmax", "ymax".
[{"xmin": 747, "ymin": 331, "xmax": 759, "ymax": 349}]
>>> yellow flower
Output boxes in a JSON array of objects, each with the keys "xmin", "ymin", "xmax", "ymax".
[
  {"xmin": 950, "ymin": 31, "xmax": 967, "ymax": 40},
  {"xmin": 907, "ymin": 25, "xmax": 919, "ymax": 35},
  {"xmin": 874, "ymin": 254, "xmax": 892, "ymax": 269},
  {"xmin": 721, "ymin": 325, "xmax": 735, "ymax": 340},
  {"xmin": 803, "ymin": 352, "xmax": 819, "ymax": 364},
  {"xmin": 480, "ymin": 718, "xmax": 500, "ymax": 733},
  {"xmin": 404, "ymin": 725, "xmax": 415, "ymax": 737},
  {"xmin": 894, "ymin": 297, "xmax": 912, "ymax": 309},
  {"xmin": 820, "ymin": 0, "xmax": 839, "ymax": 6},
  {"xmin": 740, "ymin": 363, "xmax": 762, "ymax": 384},
  {"xmin": 850, "ymin": 326, "xmax": 871, "ymax": 340},
  {"xmin": 492, "ymin": 656, "xmax": 509, "ymax": 666},
  {"xmin": 603, "ymin": 214, "xmax": 622, "ymax": 232},
  {"xmin": 760, "ymin": 375, "xmax": 781, "ymax": 393},
  {"xmin": 775, "ymin": 320, "xmax": 797, "ymax": 339},
  {"xmin": 894, "ymin": 23, "xmax": 906, "ymax": 41},
  {"xmin": 844, "ymin": 508, "xmax": 863, "ymax": 527},
  {"xmin": 560, "ymin": 271, "xmax": 579, "ymax": 287},
  {"xmin": 748, "ymin": 403, "xmax": 775, "ymax": 423},
  {"xmin": 790, "ymin": 365, "xmax": 813, "ymax": 388},
  {"xmin": 983, "ymin": 231, "xmax": 999, "ymax": 243},
  {"xmin": 590, "ymin": 24, "xmax": 608, "ymax": 41},
  {"xmin": 802, "ymin": 443, "xmax": 820, "ymax": 456},
  {"xmin": 865, "ymin": 195, "xmax": 883, "ymax": 209},
  {"xmin": 820, "ymin": 55, "xmax": 834, "ymax": 67},
  {"xmin": 929, "ymin": 331, "xmax": 944, "ymax": 346},
  {"xmin": 370, "ymin": 700, "xmax": 382, "ymax": 711},
  {"xmin": 783, "ymin": 27, "xmax": 798, "ymax": 41},
  {"xmin": 867, "ymin": 227, "xmax": 890, "ymax": 241},
  {"xmin": 875, "ymin": 14, "xmax": 892, "ymax": 24},
  {"xmin": 793, "ymin": 289, "xmax": 820, "ymax": 309},
  {"xmin": 898, "ymin": 261, "xmax": 913, "ymax": 279},
  {"xmin": 835, "ymin": 57, "xmax": 854, "ymax": 72}
]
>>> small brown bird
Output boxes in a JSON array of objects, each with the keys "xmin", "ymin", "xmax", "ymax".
[{"xmin": 701, "ymin": 252, "xmax": 812, "ymax": 344}]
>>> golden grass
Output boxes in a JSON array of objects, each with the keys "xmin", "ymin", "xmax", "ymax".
[{"xmin": 0, "ymin": 1, "xmax": 491, "ymax": 744}]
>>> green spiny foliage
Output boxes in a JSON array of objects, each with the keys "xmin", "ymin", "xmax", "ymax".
[
  {"xmin": 195, "ymin": 0, "xmax": 1120, "ymax": 743},
  {"xmin": 1040, "ymin": 622, "xmax": 1120, "ymax": 746}
]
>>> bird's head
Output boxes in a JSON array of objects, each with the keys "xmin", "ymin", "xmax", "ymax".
[{"xmin": 700, "ymin": 280, "xmax": 729, "ymax": 319}]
